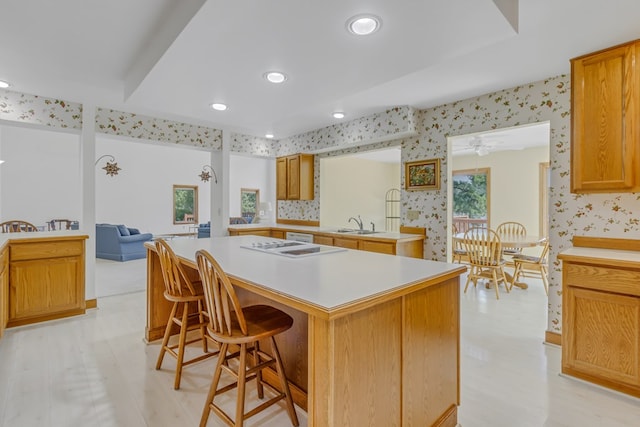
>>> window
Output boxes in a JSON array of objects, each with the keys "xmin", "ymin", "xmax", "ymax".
[
  {"xmin": 173, "ymin": 185, "xmax": 198, "ymax": 224},
  {"xmin": 452, "ymin": 168, "xmax": 490, "ymax": 233},
  {"xmin": 240, "ymin": 188, "xmax": 259, "ymax": 223}
]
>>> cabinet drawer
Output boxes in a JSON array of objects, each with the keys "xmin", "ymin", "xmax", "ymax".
[
  {"xmin": 333, "ymin": 238, "xmax": 358, "ymax": 250},
  {"xmin": 314, "ymin": 235, "xmax": 333, "ymax": 246},
  {"xmin": 10, "ymin": 240, "xmax": 83, "ymax": 261},
  {"xmin": 564, "ymin": 263, "xmax": 640, "ymax": 297},
  {"xmin": 359, "ymin": 240, "xmax": 395, "ymax": 255}
]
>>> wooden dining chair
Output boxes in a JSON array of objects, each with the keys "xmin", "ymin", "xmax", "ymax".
[
  {"xmin": 47, "ymin": 219, "xmax": 72, "ymax": 231},
  {"xmin": 511, "ymin": 239, "xmax": 550, "ymax": 295},
  {"xmin": 451, "ymin": 224, "xmax": 468, "ymax": 263},
  {"xmin": 196, "ymin": 249, "xmax": 299, "ymax": 427},
  {"xmin": 496, "ymin": 221, "xmax": 527, "ymax": 257},
  {"xmin": 463, "ymin": 228, "xmax": 510, "ymax": 299},
  {"xmin": 0, "ymin": 220, "xmax": 38, "ymax": 233},
  {"xmin": 155, "ymin": 239, "xmax": 218, "ymax": 390}
]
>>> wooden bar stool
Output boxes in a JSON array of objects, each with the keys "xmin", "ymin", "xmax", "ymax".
[
  {"xmin": 196, "ymin": 249, "xmax": 299, "ymax": 427},
  {"xmin": 155, "ymin": 239, "xmax": 218, "ymax": 390}
]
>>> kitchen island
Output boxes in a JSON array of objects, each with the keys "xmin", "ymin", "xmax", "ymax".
[{"xmin": 145, "ymin": 235, "xmax": 465, "ymax": 427}]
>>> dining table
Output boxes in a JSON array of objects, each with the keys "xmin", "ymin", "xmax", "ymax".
[{"xmin": 453, "ymin": 231, "xmax": 547, "ymax": 289}]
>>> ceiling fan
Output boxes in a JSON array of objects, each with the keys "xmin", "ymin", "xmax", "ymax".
[{"xmin": 454, "ymin": 135, "xmax": 503, "ymax": 156}]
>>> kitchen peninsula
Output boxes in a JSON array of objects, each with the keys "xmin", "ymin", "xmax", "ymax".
[
  {"xmin": 145, "ymin": 235, "xmax": 465, "ymax": 427},
  {"xmin": 228, "ymin": 223, "xmax": 426, "ymax": 258}
]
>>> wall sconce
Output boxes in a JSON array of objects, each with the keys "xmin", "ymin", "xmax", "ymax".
[
  {"xmin": 199, "ymin": 165, "xmax": 218, "ymax": 183},
  {"xmin": 95, "ymin": 154, "xmax": 121, "ymax": 177}
]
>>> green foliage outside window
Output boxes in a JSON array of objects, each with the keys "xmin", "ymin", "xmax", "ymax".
[{"xmin": 453, "ymin": 173, "xmax": 487, "ymax": 218}]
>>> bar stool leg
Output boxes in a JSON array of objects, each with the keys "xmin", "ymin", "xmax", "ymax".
[
  {"xmin": 156, "ymin": 302, "xmax": 178, "ymax": 370},
  {"xmin": 235, "ymin": 344, "xmax": 248, "ymax": 427},
  {"xmin": 271, "ymin": 337, "xmax": 299, "ymax": 426},
  {"xmin": 200, "ymin": 342, "xmax": 228, "ymax": 427},
  {"xmin": 174, "ymin": 302, "xmax": 190, "ymax": 389},
  {"xmin": 254, "ymin": 340, "xmax": 264, "ymax": 399}
]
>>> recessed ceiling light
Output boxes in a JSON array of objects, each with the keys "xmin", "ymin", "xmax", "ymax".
[
  {"xmin": 211, "ymin": 103, "xmax": 227, "ymax": 111},
  {"xmin": 332, "ymin": 112, "xmax": 345, "ymax": 119},
  {"xmin": 265, "ymin": 133, "xmax": 274, "ymax": 139},
  {"xmin": 346, "ymin": 14, "xmax": 381, "ymax": 36},
  {"xmin": 0, "ymin": 80, "xmax": 10, "ymax": 89},
  {"xmin": 264, "ymin": 71, "xmax": 287, "ymax": 84}
]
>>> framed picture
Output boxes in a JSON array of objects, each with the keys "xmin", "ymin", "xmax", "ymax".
[{"xmin": 405, "ymin": 158, "xmax": 440, "ymax": 190}]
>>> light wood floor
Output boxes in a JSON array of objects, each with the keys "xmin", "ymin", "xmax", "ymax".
[{"xmin": 1, "ymin": 264, "xmax": 640, "ymax": 426}]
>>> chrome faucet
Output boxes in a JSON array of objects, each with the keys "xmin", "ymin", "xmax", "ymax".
[
  {"xmin": 370, "ymin": 222, "xmax": 375, "ymax": 232},
  {"xmin": 348, "ymin": 215, "xmax": 364, "ymax": 230}
]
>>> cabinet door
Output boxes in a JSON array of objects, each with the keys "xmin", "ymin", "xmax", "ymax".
[
  {"xmin": 563, "ymin": 286, "xmax": 640, "ymax": 387},
  {"xmin": 571, "ymin": 41, "xmax": 640, "ymax": 192},
  {"xmin": 287, "ymin": 155, "xmax": 301, "ymax": 200},
  {"xmin": 271, "ymin": 230, "xmax": 285, "ymax": 239},
  {"xmin": 9, "ymin": 256, "xmax": 84, "ymax": 322},
  {"xmin": 276, "ymin": 157, "xmax": 288, "ymax": 200}
]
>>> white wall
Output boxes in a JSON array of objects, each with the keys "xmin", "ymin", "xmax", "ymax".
[
  {"xmin": 229, "ymin": 154, "xmax": 275, "ymax": 223},
  {"xmin": 96, "ymin": 136, "xmax": 211, "ymax": 234},
  {"xmin": 0, "ymin": 125, "xmax": 81, "ymax": 227},
  {"xmin": 451, "ymin": 145, "xmax": 549, "ymax": 235},
  {"xmin": 320, "ymin": 157, "xmax": 400, "ymax": 230}
]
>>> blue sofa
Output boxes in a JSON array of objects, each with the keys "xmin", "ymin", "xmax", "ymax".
[
  {"xmin": 96, "ymin": 224, "xmax": 153, "ymax": 261},
  {"xmin": 197, "ymin": 222, "xmax": 210, "ymax": 239}
]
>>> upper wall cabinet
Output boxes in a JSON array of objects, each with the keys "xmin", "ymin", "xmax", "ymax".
[
  {"xmin": 571, "ymin": 40, "xmax": 640, "ymax": 193},
  {"xmin": 276, "ymin": 154, "xmax": 314, "ymax": 200}
]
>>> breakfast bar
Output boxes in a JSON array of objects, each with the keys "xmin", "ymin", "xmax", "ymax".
[{"xmin": 145, "ymin": 235, "xmax": 466, "ymax": 427}]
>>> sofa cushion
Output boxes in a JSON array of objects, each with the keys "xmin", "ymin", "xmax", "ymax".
[
  {"xmin": 117, "ymin": 224, "xmax": 130, "ymax": 236},
  {"xmin": 128, "ymin": 227, "xmax": 140, "ymax": 235}
]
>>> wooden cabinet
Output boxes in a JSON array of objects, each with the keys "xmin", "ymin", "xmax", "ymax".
[
  {"xmin": 333, "ymin": 237, "xmax": 359, "ymax": 250},
  {"xmin": 313, "ymin": 235, "xmax": 333, "ymax": 246},
  {"xmin": 571, "ymin": 40, "xmax": 640, "ymax": 193},
  {"xmin": 0, "ymin": 246, "xmax": 8, "ymax": 339},
  {"xmin": 559, "ymin": 237, "xmax": 640, "ymax": 398},
  {"xmin": 7, "ymin": 236, "xmax": 87, "ymax": 327},
  {"xmin": 276, "ymin": 154, "xmax": 314, "ymax": 200},
  {"xmin": 270, "ymin": 230, "xmax": 285, "ymax": 239}
]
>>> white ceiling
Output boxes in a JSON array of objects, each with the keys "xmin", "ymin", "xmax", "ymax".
[{"xmin": 2, "ymin": 1, "xmax": 640, "ymax": 140}]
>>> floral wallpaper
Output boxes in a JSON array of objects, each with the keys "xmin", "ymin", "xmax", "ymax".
[
  {"xmin": 0, "ymin": 89, "xmax": 82, "ymax": 130},
  {"xmin": 95, "ymin": 108, "xmax": 222, "ymax": 149},
  {"xmin": 230, "ymin": 133, "xmax": 274, "ymax": 157}
]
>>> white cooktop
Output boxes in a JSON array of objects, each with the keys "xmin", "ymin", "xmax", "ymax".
[{"xmin": 240, "ymin": 240, "xmax": 347, "ymax": 258}]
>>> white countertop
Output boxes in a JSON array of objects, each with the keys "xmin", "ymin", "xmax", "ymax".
[
  {"xmin": 559, "ymin": 246, "xmax": 640, "ymax": 263},
  {"xmin": 166, "ymin": 235, "xmax": 464, "ymax": 311},
  {"xmin": 228, "ymin": 222, "xmax": 424, "ymax": 240},
  {"xmin": 0, "ymin": 230, "xmax": 88, "ymax": 247}
]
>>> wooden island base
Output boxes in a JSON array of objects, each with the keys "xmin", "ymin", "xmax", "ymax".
[{"xmin": 145, "ymin": 237, "xmax": 464, "ymax": 427}]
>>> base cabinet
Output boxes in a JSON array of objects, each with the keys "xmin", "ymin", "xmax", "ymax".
[
  {"xmin": 6, "ymin": 236, "xmax": 87, "ymax": 328},
  {"xmin": 229, "ymin": 227, "xmax": 425, "ymax": 258},
  {"xmin": 0, "ymin": 247, "xmax": 8, "ymax": 339},
  {"xmin": 559, "ymin": 239, "xmax": 640, "ymax": 398}
]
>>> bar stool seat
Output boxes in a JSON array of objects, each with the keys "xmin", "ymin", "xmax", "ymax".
[{"xmin": 196, "ymin": 249, "xmax": 299, "ymax": 427}]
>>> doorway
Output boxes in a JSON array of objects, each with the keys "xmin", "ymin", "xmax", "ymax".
[{"xmin": 447, "ymin": 122, "xmax": 551, "ymax": 261}]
